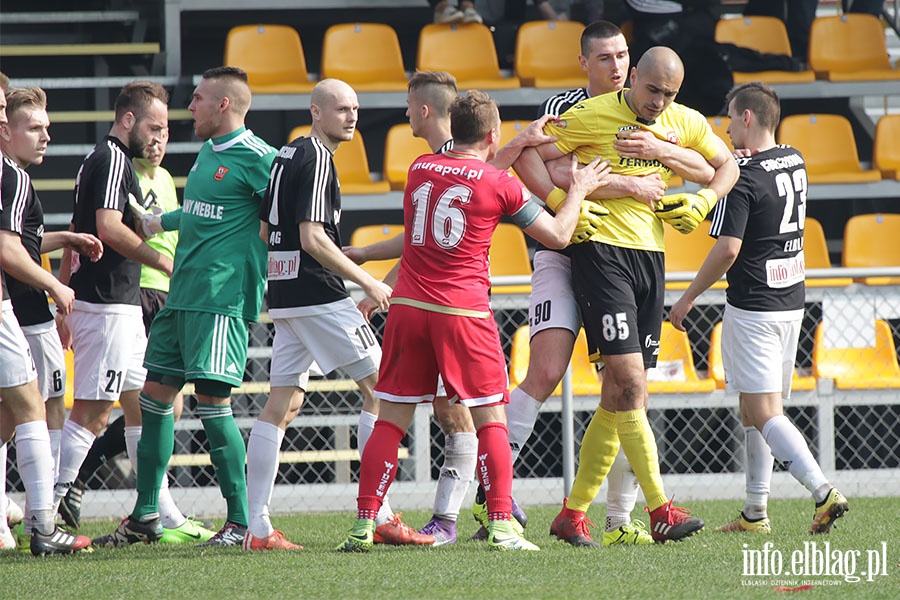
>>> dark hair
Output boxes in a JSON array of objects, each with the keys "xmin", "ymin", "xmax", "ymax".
[
  {"xmin": 114, "ymin": 81, "xmax": 169, "ymax": 123},
  {"xmin": 202, "ymin": 66, "xmax": 249, "ymax": 83},
  {"xmin": 449, "ymin": 90, "xmax": 498, "ymax": 145},
  {"xmin": 581, "ymin": 20, "xmax": 624, "ymax": 56},
  {"xmin": 726, "ymin": 81, "xmax": 781, "ymax": 133}
]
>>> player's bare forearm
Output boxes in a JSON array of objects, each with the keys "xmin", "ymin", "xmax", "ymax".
[
  {"xmin": 0, "ymin": 232, "xmax": 64, "ymax": 297},
  {"xmin": 489, "ymin": 114, "xmax": 559, "ymax": 171},
  {"xmin": 360, "ymin": 233, "xmax": 404, "ymax": 262},
  {"xmin": 96, "ymin": 209, "xmax": 173, "ymax": 276},
  {"xmin": 514, "ymin": 145, "xmax": 560, "ymax": 201},
  {"xmin": 300, "ymin": 221, "xmax": 390, "ymax": 297},
  {"xmin": 705, "ymin": 148, "xmax": 740, "ymax": 200},
  {"xmin": 660, "ymin": 145, "xmax": 715, "ymax": 185},
  {"xmin": 614, "ymin": 130, "xmax": 715, "ymax": 185},
  {"xmin": 670, "ymin": 236, "xmax": 740, "ymax": 330}
]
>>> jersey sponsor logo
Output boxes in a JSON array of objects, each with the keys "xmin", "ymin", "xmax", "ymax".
[
  {"xmin": 183, "ymin": 198, "xmax": 224, "ymax": 220},
  {"xmin": 619, "ymin": 157, "xmax": 667, "ymax": 169},
  {"xmin": 645, "ymin": 334, "xmax": 660, "ymax": 356},
  {"xmin": 618, "ymin": 125, "xmax": 642, "ymax": 133},
  {"xmin": 267, "ymin": 250, "xmax": 300, "ymax": 281},
  {"xmin": 411, "ymin": 160, "xmax": 484, "ymax": 181},
  {"xmin": 766, "ymin": 254, "xmax": 805, "ymax": 289},
  {"xmin": 214, "ymin": 165, "xmax": 229, "ymax": 181}
]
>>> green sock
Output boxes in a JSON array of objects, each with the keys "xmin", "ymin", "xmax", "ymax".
[
  {"xmin": 132, "ymin": 393, "xmax": 175, "ymax": 521},
  {"xmin": 198, "ymin": 403, "xmax": 248, "ymax": 527}
]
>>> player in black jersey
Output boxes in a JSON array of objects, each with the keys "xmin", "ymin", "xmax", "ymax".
[
  {"xmin": 669, "ymin": 82, "xmax": 848, "ymax": 535},
  {"xmin": 53, "ymin": 81, "xmax": 174, "ymax": 531}
]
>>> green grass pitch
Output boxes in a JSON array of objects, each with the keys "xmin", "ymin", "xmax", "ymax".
[{"xmin": 2, "ymin": 497, "xmax": 897, "ymax": 599}]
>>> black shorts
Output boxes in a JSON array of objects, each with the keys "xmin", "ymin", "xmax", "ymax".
[
  {"xmin": 140, "ymin": 288, "xmax": 168, "ymax": 336},
  {"xmin": 570, "ymin": 242, "xmax": 664, "ymax": 369}
]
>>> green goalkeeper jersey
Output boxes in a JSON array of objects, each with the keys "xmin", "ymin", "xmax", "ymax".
[{"xmin": 164, "ymin": 126, "xmax": 276, "ymax": 322}]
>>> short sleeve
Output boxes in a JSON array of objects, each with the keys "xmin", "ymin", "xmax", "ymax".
[
  {"xmin": 545, "ymin": 104, "xmax": 595, "ymax": 156},
  {"xmin": 712, "ymin": 175, "xmax": 753, "ymax": 240}
]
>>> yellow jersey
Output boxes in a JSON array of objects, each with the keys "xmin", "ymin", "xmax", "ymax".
[{"xmin": 544, "ymin": 89, "xmax": 720, "ymax": 252}]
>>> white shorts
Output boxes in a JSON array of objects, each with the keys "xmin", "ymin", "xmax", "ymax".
[
  {"xmin": 68, "ymin": 302, "xmax": 147, "ymax": 401},
  {"xmin": 270, "ymin": 297, "xmax": 381, "ymax": 388},
  {"xmin": 0, "ymin": 300, "xmax": 38, "ymax": 389},
  {"xmin": 22, "ymin": 320, "xmax": 66, "ymax": 400},
  {"xmin": 529, "ymin": 250, "xmax": 581, "ymax": 337},
  {"xmin": 722, "ymin": 303, "xmax": 802, "ymax": 397}
]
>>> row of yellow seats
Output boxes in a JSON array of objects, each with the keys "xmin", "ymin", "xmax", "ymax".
[
  {"xmin": 226, "ymin": 20, "xmax": 593, "ymax": 94},
  {"xmin": 716, "ymin": 13, "xmax": 900, "ymax": 84},
  {"xmin": 353, "ymin": 213, "xmax": 898, "ymax": 292},
  {"xmin": 510, "ymin": 318, "xmax": 900, "ymax": 396},
  {"xmin": 707, "ymin": 113, "xmax": 900, "ymax": 183}
]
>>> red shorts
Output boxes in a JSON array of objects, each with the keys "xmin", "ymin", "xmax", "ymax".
[{"xmin": 374, "ymin": 303, "xmax": 509, "ymax": 407}]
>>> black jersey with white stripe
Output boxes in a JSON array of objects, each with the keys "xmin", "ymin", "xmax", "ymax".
[
  {"xmin": 70, "ymin": 136, "xmax": 143, "ymax": 305},
  {"xmin": 709, "ymin": 144, "xmax": 807, "ymax": 312},
  {"xmin": 260, "ymin": 136, "xmax": 347, "ymax": 310},
  {"xmin": 0, "ymin": 157, "xmax": 53, "ymax": 326}
]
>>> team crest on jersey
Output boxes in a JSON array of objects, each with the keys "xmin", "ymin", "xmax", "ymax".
[
  {"xmin": 666, "ymin": 131, "xmax": 680, "ymax": 145},
  {"xmin": 214, "ymin": 165, "xmax": 229, "ymax": 181},
  {"xmin": 556, "ymin": 120, "xmax": 567, "ymax": 129}
]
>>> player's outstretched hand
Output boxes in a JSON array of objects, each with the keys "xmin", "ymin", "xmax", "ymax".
[
  {"xmin": 127, "ymin": 195, "xmax": 165, "ymax": 239},
  {"xmin": 568, "ymin": 154, "xmax": 611, "ymax": 199},
  {"xmin": 631, "ymin": 173, "xmax": 666, "ymax": 208},
  {"xmin": 363, "ymin": 280, "xmax": 392, "ymax": 313},
  {"xmin": 49, "ymin": 283, "xmax": 75, "ymax": 316},
  {"xmin": 71, "ymin": 233, "xmax": 104, "ymax": 262},
  {"xmin": 669, "ymin": 296, "xmax": 693, "ymax": 332},
  {"xmin": 55, "ymin": 311, "xmax": 73, "ymax": 350},
  {"xmin": 513, "ymin": 114, "xmax": 559, "ymax": 148},
  {"xmin": 654, "ymin": 188, "xmax": 717, "ymax": 234}
]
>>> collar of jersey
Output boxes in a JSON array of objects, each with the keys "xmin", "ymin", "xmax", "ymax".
[
  {"xmin": 106, "ymin": 134, "xmax": 134, "ymax": 158},
  {"xmin": 210, "ymin": 126, "xmax": 249, "ymax": 152}
]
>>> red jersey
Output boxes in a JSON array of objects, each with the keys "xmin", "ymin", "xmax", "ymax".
[{"xmin": 392, "ymin": 151, "xmax": 533, "ymax": 314}]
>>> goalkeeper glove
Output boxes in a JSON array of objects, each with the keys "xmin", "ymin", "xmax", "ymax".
[
  {"xmin": 571, "ymin": 201, "xmax": 610, "ymax": 244},
  {"xmin": 127, "ymin": 195, "xmax": 165, "ymax": 239},
  {"xmin": 654, "ymin": 188, "xmax": 718, "ymax": 234}
]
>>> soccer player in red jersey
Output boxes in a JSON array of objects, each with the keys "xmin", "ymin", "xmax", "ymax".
[{"xmin": 338, "ymin": 90, "xmax": 610, "ymax": 552}]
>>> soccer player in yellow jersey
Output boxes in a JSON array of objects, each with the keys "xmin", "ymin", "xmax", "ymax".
[{"xmin": 515, "ymin": 46, "xmax": 739, "ymax": 542}]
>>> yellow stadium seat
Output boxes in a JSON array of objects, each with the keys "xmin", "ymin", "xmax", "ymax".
[
  {"xmin": 813, "ymin": 319, "xmax": 900, "ymax": 389},
  {"xmin": 417, "ymin": 23, "xmax": 520, "ymax": 90},
  {"xmin": 808, "ymin": 14, "xmax": 900, "ymax": 82},
  {"xmin": 508, "ymin": 325, "xmax": 602, "ymax": 396},
  {"xmin": 514, "ymin": 20, "xmax": 587, "ymax": 88},
  {"xmin": 287, "ymin": 125, "xmax": 390, "ymax": 194},
  {"xmin": 41, "ymin": 253, "xmax": 52, "ymax": 273},
  {"xmin": 383, "ymin": 124, "xmax": 434, "ymax": 191},
  {"xmin": 706, "ymin": 115, "xmax": 734, "ymax": 152},
  {"xmin": 714, "ymin": 16, "xmax": 815, "ymax": 84},
  {"xmin": 874, "ymin": 114, "xmax": 900, "ymax": 180},
  {"xmin": 842, "ymin": 213, "xmax": 900, "ymax": 285},
  {"xmin": 803, "ymin": 217, "xmax": 852, "ymax": 287},
  {"xmin": 489, "ymin": 223, "xmax": 531, "ymax": 294},
  {"xmin": 777, "ymin": 114, "xmax": 881, "ymax": 184},
  {"xmin": 663, "ymin": 220, "xmax": 725, "ymax": 290},
  {"xmin": 647, "ymin": 322, "xmax": 717, "ymax": 394},
  {"xmin": 224, "ymin": 25, "xmax": 315, "ymax": 93},
  {"xmin": 321, "ymin": 23, "xmax": 408, "ymax": 92},
  {"xmin": 708, "ymin": 322, "xmax": 815, "ymax": 392},
  {"xmin": 348, "ymin": 224, "xmax": 404, "ymax": 280}
]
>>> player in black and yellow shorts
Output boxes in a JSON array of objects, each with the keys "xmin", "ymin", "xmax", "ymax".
[{"xmin": 516, "ymin": 47, "xmax": 739, "ymax": 542}]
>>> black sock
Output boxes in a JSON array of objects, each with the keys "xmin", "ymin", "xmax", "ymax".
[{"xmin": 76, "ymin": 414, "xmax": 127, "ymax": 486}]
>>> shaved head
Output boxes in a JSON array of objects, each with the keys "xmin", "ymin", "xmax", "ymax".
[
  {"xmin": 201, "ymin": 66, "xmax": 252, "ymax": 117},
  {"xmin": 311, "ymin": 78, "xmax": 356, "ymax": 108},
  {"xmin": 635, "ymin": 47, "xmax": 684, "ymax": 84}
]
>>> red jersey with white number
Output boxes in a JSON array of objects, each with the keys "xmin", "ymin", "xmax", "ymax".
[{"xmin": 393, "ymin": 151, "xmax": 532, "ymax": 314}]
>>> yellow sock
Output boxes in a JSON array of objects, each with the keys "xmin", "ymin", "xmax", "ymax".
[
  {"xmin": 567, "ymin": 407, "xmax": 619, "ymax": 512},
  {"xmin": 617, "ymin": 408, "xmax": 667, "ymax": 511}
]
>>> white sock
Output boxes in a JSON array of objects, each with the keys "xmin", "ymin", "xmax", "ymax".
[
  {"xmin": 432, "ymin": 432, "xmax": 477, "ymax": 521},
  {"xmin": 358, "ymin": 410, "xmax": 393, "ymax": 524},
  {"xmin": 762, "ymin": 415, "xmax": 829, "ymax": 497},
  {"xmin": 246, "ymin": 420, "xmax": 283, "ymax": 538},
  {"xmin": 506, "ymin": 387, "xmax": 542, "ymax": 465},
  {"xmin": 605, "ymin": 447, "xmax": 640, "ymax": 531},
  {"xmin": 15, "ymin": 420, "xmax": 55, "ymax": 534},
  {"xmin": 0, "ymin": 442, "xmax": 7, "ymax": 521},
  {"xmin": 125, "ymin": 425, "xmax": 185, "ymax": 529},
  {"xmin": 743, "ymin": 426, "xmax": 773, "ymax": 519},
  {"xmin": 55, "ymin": 420, "xmax": 95, "ymax": 505},
  {"xmin": 48, "ymin": 429, "xmax": 62, "ymax": 485}
]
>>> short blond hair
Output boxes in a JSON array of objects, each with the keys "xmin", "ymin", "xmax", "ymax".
[{"xmin": 5, "ymin": 86, "xmax": 48, "ymax": 122}]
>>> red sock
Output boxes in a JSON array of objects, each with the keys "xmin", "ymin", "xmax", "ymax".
[
  {"xmin": 357, "ymin": 420, "xmax": 405, "ymax": 520},
  {"xmin": 476, "ymin": 421, "xmax": 513, "ymax": 522}
]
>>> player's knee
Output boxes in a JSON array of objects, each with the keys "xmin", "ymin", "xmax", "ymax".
[{"xmin": 524, "ymin": 358, "xmax": 568, "ymax": 400}]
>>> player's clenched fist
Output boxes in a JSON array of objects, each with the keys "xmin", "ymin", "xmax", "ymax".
[{"xmin": 654, "ymin": 188, "xmax": 717, "ymax": 234}]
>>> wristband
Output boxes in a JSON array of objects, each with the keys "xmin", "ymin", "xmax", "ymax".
[{"xmin": 544, "ymin": 187, "xmax": 567, "ymax": 212}]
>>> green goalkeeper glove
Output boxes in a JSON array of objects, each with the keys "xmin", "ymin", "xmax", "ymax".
[
  {"xmin": 654, "ymin": 188, "xmax": 718, "ymax": 234},
  {"xmin": 571, "ymin": 201, "xmax": 610, "ymax": 244}
]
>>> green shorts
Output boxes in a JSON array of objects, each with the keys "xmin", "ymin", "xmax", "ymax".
[{"xmin": 143, "ymin": 306, "xmax": 250, "ymax": 387}]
